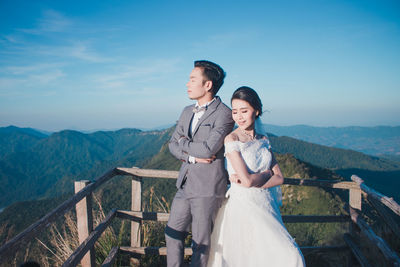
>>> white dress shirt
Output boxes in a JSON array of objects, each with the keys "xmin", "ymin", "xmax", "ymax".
[{"xmin": 188, "ymin": 98, "xmax": 216, "ymax": 163}]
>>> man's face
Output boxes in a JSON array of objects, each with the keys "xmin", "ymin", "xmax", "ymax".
[{"xmin": 186, "ymin": 67, "xmax": 209, "ymax": 100}]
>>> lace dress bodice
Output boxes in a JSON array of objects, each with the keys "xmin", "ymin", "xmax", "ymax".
[
  {"xmin": 224, "ymin": 138, "xmax": 282, "ymax": 209},
  {"xmin": 225, "ymin": 139, "xmax": 272, "ymax": 176}
]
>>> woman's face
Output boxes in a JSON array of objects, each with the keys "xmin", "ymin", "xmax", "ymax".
[{"xmin": 231, "ymin": 98, "xmax": 258, "ymax": 130}]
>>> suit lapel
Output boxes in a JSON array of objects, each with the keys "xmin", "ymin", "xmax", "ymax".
[
  {"xmin": 185, "ymin": 105, "xmax": 195, "ymax": 138},
  {"xmin": 192, "ymin": 97, "xmax": 221, "ymax": 137}
]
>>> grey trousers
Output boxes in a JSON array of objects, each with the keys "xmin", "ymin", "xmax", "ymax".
[{"xmin": 165, "ymin": 189, "xmax": 223, "ymax": 267}]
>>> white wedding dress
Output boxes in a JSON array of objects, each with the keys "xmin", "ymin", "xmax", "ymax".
[{"xmin": 207, "ymin": 139, "xmax": 305, "ymax": 267}]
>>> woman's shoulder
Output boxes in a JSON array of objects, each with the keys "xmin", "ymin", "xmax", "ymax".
[
  {"xmin": 225, "ymin": 131, "xmax": 240, "ymax": 143},
  {"xmin": 224, "ymin": 132, "xmax": 242, "ymax": 154},
  {"xmin": 257, "ymin": 134, "xmax": 268, "ymax": 140},
  {"xmin": 257, "ymin": 134, "xmax": 272, "ymax": 149}
]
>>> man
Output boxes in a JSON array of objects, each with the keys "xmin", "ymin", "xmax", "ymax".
[{"xmin": 166, "ymin": 60, "xmax": 234, "ymax": 267}]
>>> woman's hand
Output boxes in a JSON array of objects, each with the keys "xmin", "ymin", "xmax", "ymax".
[
  {"xmin": 230, "ymin": 170, "xmax": 273, "ymax": 188},
  {"xmin": 229, "ymin": 174, "xmax": 242, "ymax": 184}
]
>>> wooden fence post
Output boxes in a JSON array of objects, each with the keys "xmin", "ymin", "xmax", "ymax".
[
  {"xmin": 75, "ymin": 180, "xmax": 95, "ymax": 267},
  {"xmin": 349, "ymin": 187, "xmax": 362, "ymax": 211},
  {"xmin": 349, "ymin": 178, "xmax": 363, "ymax": 267},
  {"xmin": 131, "ymin": 176, "xmax": 142, "ymax": 265},
  {"xmin": 349, "ymin": 180, "xmax": 362, "ymax": 236},
  {"xmin": 348, "ymin": 179, "xmax": 362, "ymax": 266}
]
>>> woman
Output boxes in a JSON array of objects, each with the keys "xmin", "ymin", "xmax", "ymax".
[{"xmin": 207, "ymin": 87, "xmax": 305, "ymax": 267}]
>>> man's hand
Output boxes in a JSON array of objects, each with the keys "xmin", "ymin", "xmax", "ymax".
[
  {"xmin": 195, "ymin": 155, "xmax": 216, "ymax": 164},
  {"xmin": 178, "ymin": 136, "xmax": 188, "ymax": 143}
]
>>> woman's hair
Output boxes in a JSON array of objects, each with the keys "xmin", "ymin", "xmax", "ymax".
[{"xmin": 231, "ymin": 86, "xmax": 263, "ymax": 118}]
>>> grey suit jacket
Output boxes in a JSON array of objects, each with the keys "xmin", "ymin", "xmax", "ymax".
[{"xmin": 169, "ymin": 96, "xmax": 234, "ymax": 198}]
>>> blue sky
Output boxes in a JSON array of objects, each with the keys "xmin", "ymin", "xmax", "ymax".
[{"xmin": 0, "ymin": 0, "xmax": 399, "ymax": 131}]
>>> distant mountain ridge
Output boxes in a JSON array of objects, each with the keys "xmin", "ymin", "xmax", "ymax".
[
  {"xmin": 268, "ymin": 135, "xmax": 400, "ymax": 200},
  {"xmin": 0, "ymin": 126, "xmax": 48, "ymax": 158},
  {"xmin": 0, "ymin": 126, "xmax": 172, "ymax": 208},
  {"xmin": 1, "ymin": 125, "xmax": 399, "ymax": 209},
  {"xmin": 1, "ymin": 124, "xmax": 399, "ymax": 266},
  {"xmin": 264, "ymin": 124, "xmax": 400, "ymax": 158},
  {"xmin": 0, "ymin": 140, "xmax": 348, "ymax": 266}
]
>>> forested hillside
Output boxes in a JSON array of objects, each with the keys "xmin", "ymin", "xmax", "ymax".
[
  {"xmin": 0, "ymin": 126, "xmax": 47, "ymax": 158},
  {"xmin": 269, "ymin": 135, "xmax": 400, "ymax": 200},
  {"xmin": 0, "ymin": 127, "xmax": 172, "ymax": 208},
  {"xmin": 0, "ymin": 139, "xmax": 348, "ymax": 266},
  {"xmin": 2, "ymin": 124, "xmax": 400, "ymax": 266},
  {"xmin": 265, "ymin": 124, "xmax": 400, "ymax": 158}
]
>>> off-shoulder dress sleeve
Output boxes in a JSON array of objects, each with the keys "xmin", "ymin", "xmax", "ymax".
[{"xmin": 224, "ymin": 141, "xmax": 241, "ymax": 155}]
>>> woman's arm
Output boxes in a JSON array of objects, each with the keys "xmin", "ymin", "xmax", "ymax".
[
  {"xmin": 260, "ymin": 153, "xmax": 284, "ymax": 189},
  {"xmin": 225, "ymin": 134, "xmax": 271, "ymax": 187}
]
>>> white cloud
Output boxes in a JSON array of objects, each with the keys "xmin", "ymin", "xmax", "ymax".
[
  {"xmin": 0, "ymin": 77, "xmax": 27, "ymax": 92},
  {"xmin": 69, "ymin": 42, "xmax": 111, "ymax": 63},
  {"xmin": 3, "ymin": 63, "xmax": 65, "ymax": 75},
  {"xmin": 193, "ymin": 30, "xmax": 260, "ymax": 49},
  {"xmin": 29, "ymin": 69, "xmax": 65, "ymax": 84},
  {"xmin": 93, "ymin": 58, "xmax": 181, "ymax": 90},
  {"xmin": 1, "ymin": 9, "xmax": 115, "ymax": 68},
  {"xmin": 0, "ymin": 66, "xmax": 66, "ymax": 95},
  {"xmin": 19, "ymin": 9, "xmax": 72, "ymax": 35},
  {"xmin": 1, "ymin": 35, "xmax": 20, "ymax": 44}
]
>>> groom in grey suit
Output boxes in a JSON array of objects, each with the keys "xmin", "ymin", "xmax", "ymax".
[{"xmin": 166, "ymin": 60, "xmax": 234, "ymax": 267}]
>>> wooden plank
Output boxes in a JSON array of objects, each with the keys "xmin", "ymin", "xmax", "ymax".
[
  {"xmin": 0, "ymin": 168, "xmax": 118, "ymax": 259},
  {"xmin": 131, "ymin": 177, "xmax": 142, "ymax": 248},
  {"xmin": 116, "ymin": 167, "xmax": 359, "ymax": 190},
  {"xmin": 349, "ymin": 207, "xmax": 400, "ymax": 265},
  {"xmin": 120, "ymin": 246, "xmax": 191, "ymax": 256},
  {"xmin": 284, "ymin": 178, "xmax": 359, "ymax": 190},
  {"xmin": 116, "ymin": 167, "xmax": 179, "ymax": 179},
  {"xmin": 116, "ymin": 210, "xmax": 170, "ymax": 222},
  {"xmin": 116, "ymin": 210, "xmax": 349, "ymax": 223},
  {"xmin": 352, "ymin": 175, "xmax": 400, "ymax": 216},
  {"xmin": 343, "ymin": 233, "xmax": 371, "ymax": 267},
  {"xmin": 74, "ymin": 181, "xmax": 95, "ymax": 267},
  {"xmin": 62, "ymin": 209, "xmax": 117, "ymax": 267},
  {"xmin": 366, "ymin": 196, "xmax": 400, "ymax": 239},
  {"xmin": 101, "ymin": 246, "xmax": 119, "ymax": 267},
  {"xmin": 282, "ymin": 215, "xmax": 350, "ymax": 223},
  {"xmin": 119, "ymin": 245, "xmax": 348, "ymax": 256},
  {"xmin": 349, "ymin": 185, "xmax": 362, "ymax": 210}
]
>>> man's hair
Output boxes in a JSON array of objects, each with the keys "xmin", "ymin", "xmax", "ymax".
[{"xmin": 194, "ymin": 60, "xmax": 226, "ymax": 96}]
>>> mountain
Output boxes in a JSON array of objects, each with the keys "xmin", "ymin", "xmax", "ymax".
[
  {"xmin": 0, "ymin": 126, "xmax": 47, "ymax": 159},
  {"xmin": 0, "ymin": 140, "xmax": 348, "ymax": 266},
  {"xmin": 0, "ymin": 126, "xmax": 172, "ymax": 208},
  {"xmin": 2, "ymin": 125, "xmax": 399, "ymax": 209},
  {"xmin": 265, "ymin": 124, "xmax": 400, "ymax": 158},
  {"xmin": 1, "ymin": 125, "xmax": 398, "ymax": 266},
  {"xmin": 269, "ymin": 135, "xmax": 400, "ymax": 200},
  {"xmin": 269, "ymin": 135, "xmax": 400, "ymax": 171}
]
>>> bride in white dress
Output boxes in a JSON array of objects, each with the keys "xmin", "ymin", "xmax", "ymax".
[{"xmin": 207, "ymin": 87, "xmax": 305, "ymax": 267}]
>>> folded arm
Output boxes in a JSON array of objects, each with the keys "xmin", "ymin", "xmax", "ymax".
[
  {"xmin": 227, "ymin": 136, "xmax": 283, "ymax": 188},
  {"xmin": 227, "ymin": 150, "xmax": 271, "ymax": 187},
  {"xmin": 168, "ymin": 112, "xmax": 190, "ymax": 162},
  {"xmin": 260, "ymin": 153, "xmax": 284, "ymax": 189},
  {"xmin": 179, "ymin": 110, "xmax": 234, "ymax": 158}
]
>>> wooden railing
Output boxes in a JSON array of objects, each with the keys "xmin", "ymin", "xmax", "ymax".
[{"xmin": 0, "ymin": 167, "xmax": 399, "ymax": 266}]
